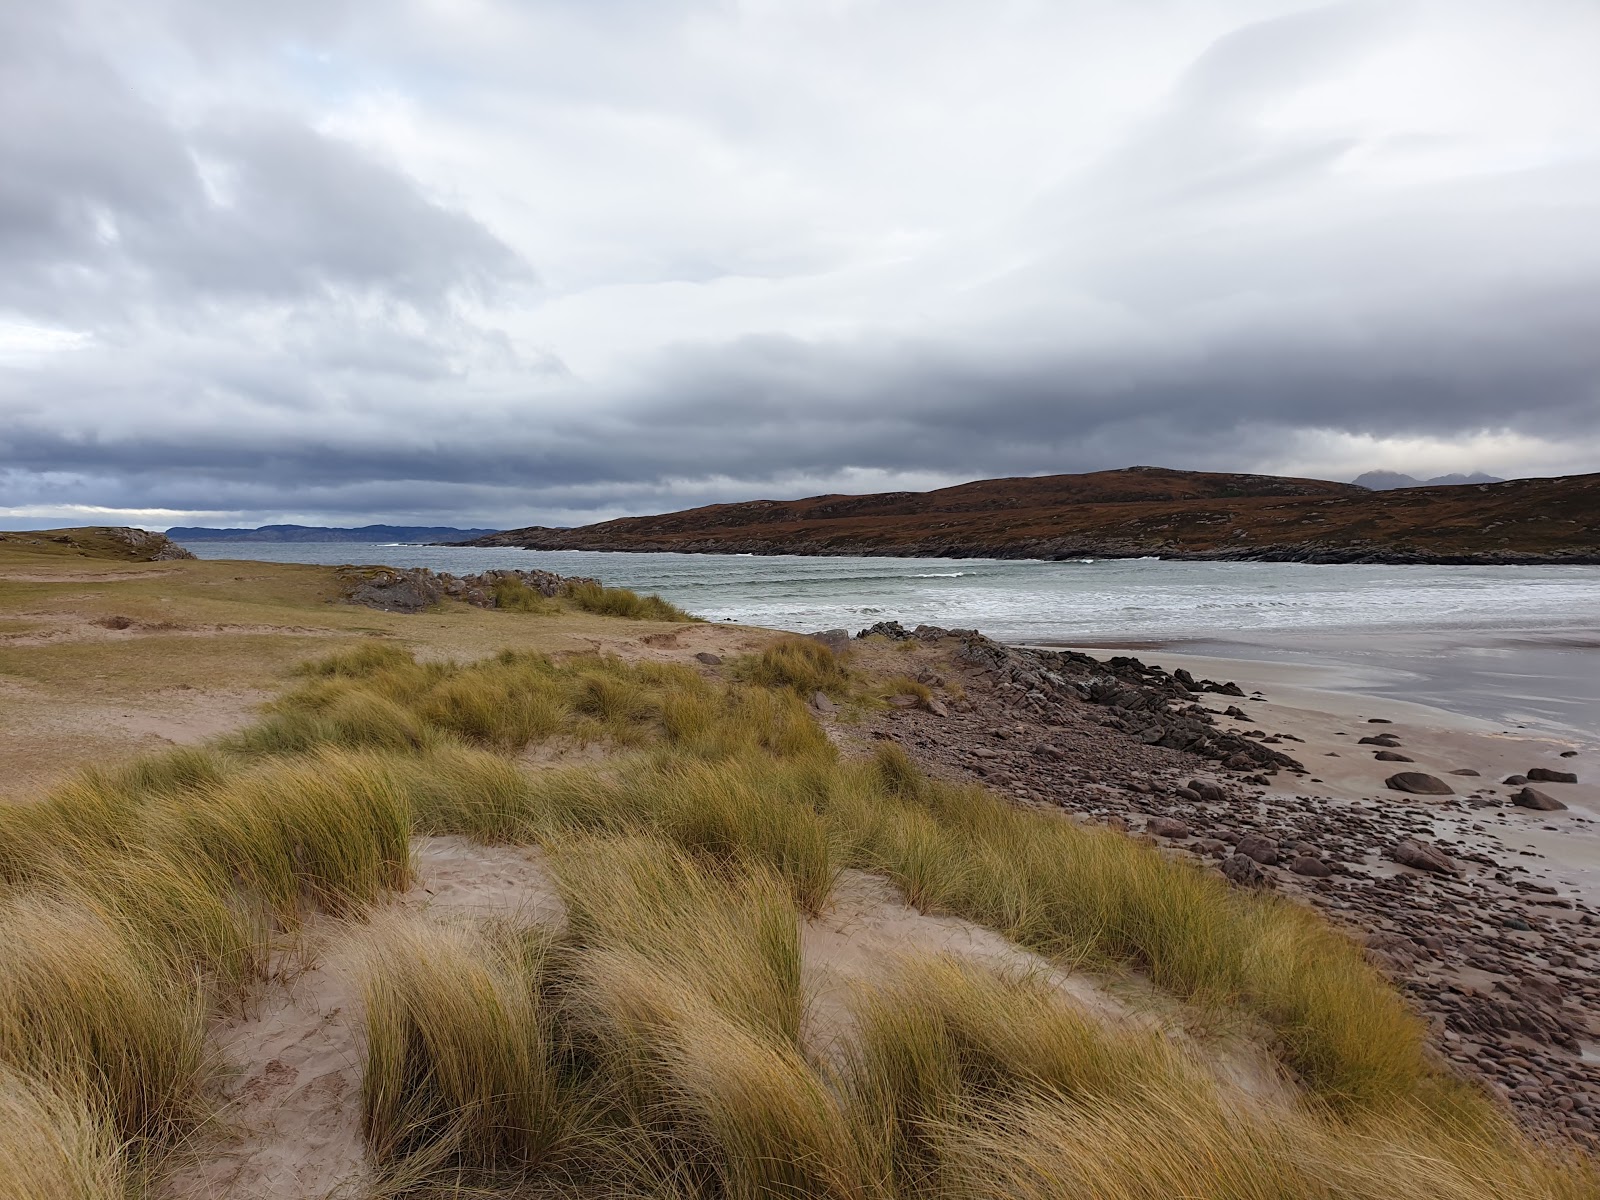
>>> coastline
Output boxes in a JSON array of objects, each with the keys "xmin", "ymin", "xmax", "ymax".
[
  {"xmin": 841, "ymin": 622, "xmax": 1600, "ymax": 1140},
  {"xmin": 456, "ymin": 536, "xmax": 1600, "ymax": 567},
  {"xmin": 5, "ymin": 535, "xmax": 1599, "ymax": 1148}
]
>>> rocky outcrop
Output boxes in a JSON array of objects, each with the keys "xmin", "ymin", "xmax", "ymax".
[
  {"xmin": 335, "ymin": 566, "xmax": 594, "ymax": 613},
  {"xmin": 106, "ymin": 527, "xmax": 198, "ymax": 560},
  {"xmin": 858, "ymin": 621, "xmax": 1304, "ymax": 776}
]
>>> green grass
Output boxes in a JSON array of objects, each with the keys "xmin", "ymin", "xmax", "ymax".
[
  {"xmin": 491, "ymin": 577, "xmax": 557, "ymax": 613},
  {"xmin": 734, "ymin": 635, "xmax": 852, "ymax": 696},
  {"xmin": 562, "ymin": 579, "xmax": 697, "ymax": 622}
]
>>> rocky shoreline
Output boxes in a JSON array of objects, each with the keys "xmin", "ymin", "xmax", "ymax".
[
  {"xmin": 835, "ymin": 621, "xmax": 1600, "ymax": 1146},
  {"xmin": 458, "ymin": 532, "xmax": 1600, "ymax": 566}
]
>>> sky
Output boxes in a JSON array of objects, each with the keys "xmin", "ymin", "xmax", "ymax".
[{"xmin": 2, "ymin": 0, "xmax": 1598, "ymax": 531}]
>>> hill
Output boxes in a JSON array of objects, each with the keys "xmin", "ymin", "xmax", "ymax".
[
  {"xmin": 166, "ymin": 523, "xmax": 500, "ymax": 543},
  {"xmin": 464, "ymin": 466, "xmax": 1600, "ymax": 564},
  {"xmin": 1353, "ymin": 470, "xmax": 1504, "ymax": 490}
]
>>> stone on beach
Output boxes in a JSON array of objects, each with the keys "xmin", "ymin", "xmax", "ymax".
[
  {"xmin": 1528, "ymin": 768, "xmax": 1579, "ymax": 784},
  {"xmin": 1385, "ymin": 772, "xmax": 1454, "ymax": 796},
  {"xmin": 1221, "ymin": 853, "xmax": 1269, "ymax": 887},
  {"xmin": 1374, "ymin": 750, "xmax": 1414, "ymax": 762},
  {"xmin": 1514, "ymin": 787, "xmax": 1567, "ymax": 812},
  {"xmin": 1145, "ymin": 817, "xmax": 1191, "ymax": 839},
  {"xmin": 1389, "ymin": 839, "xmax": 1458, "ymax": 875}
]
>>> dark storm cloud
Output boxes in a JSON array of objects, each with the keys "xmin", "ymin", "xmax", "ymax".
[{"xmin": 2, "ymin": 0, "xmax": 1598, "ymax": 528}]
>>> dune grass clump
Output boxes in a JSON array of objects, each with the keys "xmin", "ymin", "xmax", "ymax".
[
  {"xmin": 0, "ymin": 1068, "xmax": 125, "ymax": 1200},
  {"xmin": 0, "ymin": 893, "xmax": 210, "ymax": 1145},
  {"xmin": 735, "ymin": 635, "xmax": 852, "ymax": 697},
  {"xmin": 358, "ymin": 911, "xmax": 566, "ymax": 1182},
  {"xmin": 563, "ymin": 579, "xmax": 697, "ymax": 622},
  {"xmin": 845, "ymin": 745, "xmax": 1426, "ymax": 1110},
  {"xmin": 550, "ymin": 836, "xmax": 879, "ymax": 1200},
  {"xmin": 491, "ymin": 576, "xmax": 557, "ymax": 614}
]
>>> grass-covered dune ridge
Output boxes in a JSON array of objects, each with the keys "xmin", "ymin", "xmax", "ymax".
[{"xmin": 0, "ymin": 637, "xmax": 1591, "ymax": 1197}]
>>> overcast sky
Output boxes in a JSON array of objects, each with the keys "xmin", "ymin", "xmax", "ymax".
[{"xmin": 2, "ymin": 0, "xmax": 1598, "ymax": 530}]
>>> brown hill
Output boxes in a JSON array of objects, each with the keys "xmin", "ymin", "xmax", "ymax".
[{"xmin": 467, "ymin": 466, "xmax": 1600, "ymax": 564}]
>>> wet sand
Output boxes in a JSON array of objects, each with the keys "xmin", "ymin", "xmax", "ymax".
[{"xmin": 1058, "ymin": 637, "xmax": 1600, "ymax": 911}]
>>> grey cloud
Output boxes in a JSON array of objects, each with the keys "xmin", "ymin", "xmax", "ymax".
[{"xmin": 1, "ymin": 1, "xmax": 1598, "ymax": 528}]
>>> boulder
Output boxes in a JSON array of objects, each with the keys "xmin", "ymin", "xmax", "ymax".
[
  {"xmin": 1448, "ymin": 769, "xmax": 1480, "ymax": 777},
  {"xmin": 1527, "ymin": 768, "xmax": 1578, "ymax": 784},
  {"xmin": 808, "ymin": 628, "xmax": 852, "ymax": 656},
  {"xmin": 1289, "ymin": 855, "xmax": 1334, "ymax": 878},
  {"xmin": 1502, "ymin": 774, "xmax": 1529, "ymax": 786},
  {"xmin": 1513, "ymin": 787, "xmax": 1567, "ymax": 812},
  {"xmin": 1186, "ymin": 779, "xmax": 1228, "ymax": 804},
  {"xmin": 1145, "ymin": 817, "xmax": 1191, "ymax": 839},
  {"xmin": 1389, "ymin": 839, "xmax": 1458, "ymax": 875},
  {"xmin": 1385, "ymin": 772, "xmax": 1454, "ymax": 796},
  {"xmin": 694, "ymin": 652, "xmax": 722, "ymax": 666},
  {"xmin": 1221, "ymin": 854, "xmax": 1268, "ymax": 887},
  {"xmin": 1235, "ymin": 833, "xmax": 1279, "ymax": 866},
  {"xmin": 1374, "ymin": 750, "xmax": 1414, "ymax": 762},
  {"xmin": 1359, "ymin": 734, "xmax": 1402, "ymax": 747},
  {"xmin": 810, "ymin": 691, "xmax": 837, "ymax": 715}
]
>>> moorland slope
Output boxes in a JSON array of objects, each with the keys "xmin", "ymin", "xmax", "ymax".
[{"xmin": 466, "ymin": 466, "xmax": 1600, "ymax": 563}]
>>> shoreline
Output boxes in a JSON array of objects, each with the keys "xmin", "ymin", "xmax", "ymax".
[
  {"xmin": 842, "ymin": 622, "xmax": 1600, "ymax": 1140},
  {"xmin": 456, "ymin": 537, "xmax": 1600, "ymax": 567}
]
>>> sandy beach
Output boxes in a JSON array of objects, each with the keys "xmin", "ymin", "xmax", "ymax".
[{"xmin": 1079, "ymin": 642, "xmax": 1600, "ymax": 903}]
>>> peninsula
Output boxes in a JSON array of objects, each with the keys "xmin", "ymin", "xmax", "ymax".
[{"xmin": 461, "ymin": 466, "xmax": 1600, "ymax": 564}]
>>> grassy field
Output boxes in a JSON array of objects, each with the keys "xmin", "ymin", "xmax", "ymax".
[{"xmin": 0, "ymin": 535, "xmax": 1593, "ymax": 1197}]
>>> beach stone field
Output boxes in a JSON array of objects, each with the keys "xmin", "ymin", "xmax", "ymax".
[{"xmin": 841, "ymin": 622, "xmax": 1600, "ymax": 1146}]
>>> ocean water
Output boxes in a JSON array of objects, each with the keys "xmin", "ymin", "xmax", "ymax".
[{"xmin": 184, "ymin": 543, "xmax": 1600, "ymax": 735}]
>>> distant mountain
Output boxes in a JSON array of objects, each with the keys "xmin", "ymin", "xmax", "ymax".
[
  {"xmin": 460, "ymin": 465, "xmax": 1600, "ymax": 564},
  {"xmin": 1353, "ymin": 471, "xmax": 1504, "ymax": 490},
  {"xmin": 167, "ymin": 524, "xmax": 500, "ymax": 544}
]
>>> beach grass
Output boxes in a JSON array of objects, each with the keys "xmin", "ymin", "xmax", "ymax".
[{"xmin": 0, "ymin": 635, "xmax": 1593, "ymax": 1196}]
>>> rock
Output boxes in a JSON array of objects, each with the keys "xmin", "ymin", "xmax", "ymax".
[
  {"xmin": 1186, "ymin": 778, "xmax": 1228, "ymax": 804},
  {"xmin": 1374, "ymin": 750, "xmax": 1415, "ymax": 762},
  {"xmin": 808, "ymin": 628, "xmax": 852, "ymax": 656},
  {"xmin": 1223, "ymin": 705, "xmax": 1249, "ymax": 719},
  {"xmin": 1514, "ymin": 787, "xmax": 1568, "ymax": 812},
  {"xmin": 1390, "ymin": 838, "xmax": 1459, "ymax": 875},
  {"xmin": 1367, "ymin": 718, "xmax": 1393, "ymax": 724},
  {"xmin": 1449, "ymin": 768, "xmax": 1481, "ymax": 777},
  {"xmin": 1559, "ymin": 750, "xmax": 1577, "ymax": 758},
  {"xmin": 810, "ymin": 691, "xmax": 837, "ymax": 715},
  {"xmin": 857, "ymin": 620, "xmax": 910, "ymax": 640},
  {"xmin": 694, "ymin": 652, "xmax": 722, "ymax": 665},
  {"xmin": 1145, "ymin": 817, "xmax": 1191, "ymax": 839},
  {"xmin": 1235, "ymin": 833, "xmax": 1279, "ymax": 866},
  {"xmin": 1528, "ymin": 768, "xmax": 1578, "ymax": 784},
  {"xmin": 887, "ymin": 694, "xmax": 919, "ymax": 708},
  {"xmin": 1503, "ymin": 774, "xmax": 1529, "ymax": 786},
  {"xmin": 1193, "ymin": 838, "xmax": 1228, "ymax": 858},
  {"xmin": 1221, "ymin": 854, "xmax": 1268, "ymax": 887},
  {"xmin": 105, "ymin": 527, "xmax": 197, "ymax": 561},
  {"xmin": 1359, "ymin": 734, "xmax": 1403, "ymax": 747},
  {"xmin": 1289, "ymin": 855, "xmax": 1334, "ymax": 878},
  {"xmin": 1386, "ymin": 772, "xmax": 1455, "ymax": 796},
  {"xmin": 926, "ymin": 698, "xmax": 950, "ymax": 718},
  {"xmin": 336, "ymin": 565, "xmax": 446, "ymax": 612}
]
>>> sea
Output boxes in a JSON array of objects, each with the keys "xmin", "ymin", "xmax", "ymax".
[{"xmin": 183, "ymin": 543, "xmax": 1600, "ymax": 739}]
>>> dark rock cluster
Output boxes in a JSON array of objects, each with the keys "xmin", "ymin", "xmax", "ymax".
[
  {"xmin": 847, "ymin": 623, "xmax": 1600, "ymax": 1146},
  {"xmin": 335, "ymin": 565, "xmax": 594, "ymax": 613}
]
